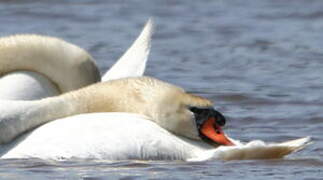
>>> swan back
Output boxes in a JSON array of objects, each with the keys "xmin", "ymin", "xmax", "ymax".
[
  {"xmin": 0, "ymin": 113, "xmax": 207, "ymax": 160},
  {"xmin": 0, "ymin": 35, "xmax": 100, "ymax": 93},
  {"xmin": 0, "ymin": 113, "xmax": 311, "ymax": 161}
]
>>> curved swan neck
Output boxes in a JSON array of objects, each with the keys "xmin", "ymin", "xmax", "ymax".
[
  {"xmin": 0, "ymin": 96, "xmax": 85, "ymax": 144},
  {"xmin": 0, "ymin": 80, "xmax": 136, "ymax": 144},
  {"xmin": 0, "ymin": 34, "xmax": 100, "ymax": 93}
]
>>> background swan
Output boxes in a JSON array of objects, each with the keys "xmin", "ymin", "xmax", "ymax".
[
  {"xmin": 0, "ymin": 18, "xmax": 153, "ymax": 100},
  {"xmin": 0, "ymin": 35, "xmax": 100, "ymax": 100}
]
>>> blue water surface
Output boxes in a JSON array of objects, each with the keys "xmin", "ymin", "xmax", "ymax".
[{"xmin": 0, "ymin": 0, "xmax": 323, "ymax": 179}]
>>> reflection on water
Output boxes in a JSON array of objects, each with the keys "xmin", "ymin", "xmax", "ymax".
[
  {"xmin": 1, "ymin": 0, "xmax": 323, "ymax": 179},
  {"xmin": 1, "ymin": 158, "xmax": 323, "ymax": 179}
]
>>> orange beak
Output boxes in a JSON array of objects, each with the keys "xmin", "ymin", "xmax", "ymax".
[{"xmin": 200, "ymin": 117, "xmax": 235, "ymax": 146}]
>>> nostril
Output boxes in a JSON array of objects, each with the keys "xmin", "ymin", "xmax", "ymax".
[{"xmin": 213, "ymin": 124, "xmax": 222, "ymax": 134}]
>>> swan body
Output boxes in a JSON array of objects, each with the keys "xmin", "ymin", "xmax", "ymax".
[
  {"xmin": 0, "ymin": 113, "xmax": 209, "ymax": 160},
  {"xmin": 0, "ymin": 113, "xmax": 311, "ymax": 161}
]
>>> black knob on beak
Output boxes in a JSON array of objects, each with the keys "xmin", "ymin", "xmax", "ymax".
[{"xmin": 212, "ymin": 110, "xmax": 226, "ymax": 126}]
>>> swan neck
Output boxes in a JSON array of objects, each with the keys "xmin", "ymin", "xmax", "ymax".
[{"xmin": 40, "ymin": 95, "xmax": 88, "ymax": 120}]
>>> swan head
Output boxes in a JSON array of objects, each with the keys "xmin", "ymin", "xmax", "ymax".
[
  {"xmin": 150, "ymin": 87, "xmax": 234, "ymax": 146},
  {"xmin": 189, "ymin": 106, "xmax": 234, "ymax": 146}
]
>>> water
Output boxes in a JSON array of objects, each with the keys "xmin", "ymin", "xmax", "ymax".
[{"xmin": 1, "ymin": 0, "xmax": 323, "ymax": 179}]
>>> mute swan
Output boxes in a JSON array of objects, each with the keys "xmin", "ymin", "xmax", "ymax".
[
  {"xmin": 0, "ymin": 34, "xmax": 100, "ymax": 100},
  {"xmin": 0, "ymin": 76, "xmax": 233, "ymax": 145},
  {"xmin": 0, "ymin": 19, "xmax": 311, "ymax": 161},
  {"xmin": 0, "ymin": 76, "xmax": 311, "ymax": 161},
  {"xmin": 0, "ymin": 18, "xmax": 153, "ymax": 100}
]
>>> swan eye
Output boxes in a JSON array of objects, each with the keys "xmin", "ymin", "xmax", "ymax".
[{"xmin": 189, "ymin": 106, "xmax": 226, "ymax": 129}]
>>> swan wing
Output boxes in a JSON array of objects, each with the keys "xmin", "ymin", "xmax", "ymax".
[
  {"xmin": 0, "ymin": 113, "xmax": 200, "ymax": 161},
  {"xmin": 101, "ymin": 18, "xmax": 153, "ymax": 81},
  {"xmin": 1, "ymin": 111, "xmax": 312, "ymax": 161}
]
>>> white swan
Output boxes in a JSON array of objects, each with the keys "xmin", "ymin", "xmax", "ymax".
[
  {"xmin": 0, "ymin": 76, "xmax": 311, "ymax": 161},
  {"xmin": 0, "ymin": 19, "xmax": 311, "ymax": 161},
  {"xmin": 0, "ymin": 34, "xmax": 100, "ymax": 100},
  {"xmin": 0, "ymin": 18, "xmax": 153, "ymax": 100},
  {"xmin": 0, "ymin": 76, "xmax": 229, "ymax": 143}
]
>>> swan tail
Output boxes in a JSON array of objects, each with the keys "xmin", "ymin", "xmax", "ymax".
[
  {"xmin": 278, "ymin": 136, "xmax": 312, "ymax": 152},
  {"xmin": 0, "ymin": 35, "xmax": 100, "ymax": 93},
  {"xmin": 217, "ymin": 137, "xmax": 312, "ymax": 161},
  {"xmin": 102, "ymin": 18, "xmax": 154, "ymax": 81},
  {"xmin": 189, "ymin": 137, "xmax": 312, "ymax": 161}
]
